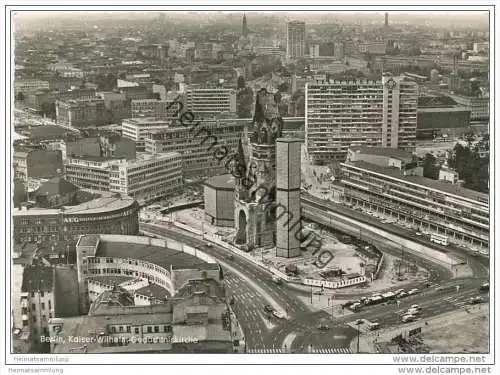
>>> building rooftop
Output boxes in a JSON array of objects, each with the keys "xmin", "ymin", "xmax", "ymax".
[
  {"xmin": 135, "ymin": 283, "xmax": 171, "ymax": 300},
  {"xmin": 87, "ymin": 275, "xmax": 135, "ymax": 286},
  {"xmin": 417, "ymin": 107, "xmax": 471, "ymax": 113},
  {"xmin": 96, "ymin": 240, "xmax": 219, "ymax": 271},
  {"xmin": 123, "ymin": 118, "xmax": 172, "ymax": 125},
  {"xmin": 62, "ymin": 196, "xmax": 136, "ymax": 215},
  {"xmin": 349, "ymin": 146, "xmax": 414, "ymax": 160},
  {"xmin": 345, "ymin": 160, "xmax": 489, "ymax": 203},
  {"xmin": 204, "ymin": 174, "xmax": 235, "ymax": 191},
  {"xmin": 21, "ymin": 266, "xmax": 54, "ymax": 293},
  {"xmin": 418, "ymin": 95, "xmax": 458, "ymax": 108},
  {"xmin": 77, "ymin": 235, "xmax": 101, "ymax": 247}
]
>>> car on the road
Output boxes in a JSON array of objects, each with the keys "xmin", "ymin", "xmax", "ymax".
[
  {"xmin": 367, "ymin": 321, "xmax": 381, "ymax": 331},
  {"xmin": 272, "ymin": 276, "xmax": 283, "ymax": 285},
  {"xmin": 469, "ymin": 296, "xmax": 483, "ymax": 305},
  {"xmin": 205, "ymin": 242, "xmax": 213, "ymax": 248},
  {"xmin": 411, "ymin": 304, "xmax": 421, "ymax": 311},
  {"xmin": 415, "ymin": 232, "xmax": 423, "ymax": 236},
  {"xmin": 264, "ymin": 304, "xmax": 274, "ymax": 313},
  {"xmin": 401, "ymin": 314, "xmax": 416, "ymax": 323},
  {"xmin": 397, "ymin": 291, "xmax": 408, "ymax": 298},
  {"xmin": 394, "ymin": 289, "xmax": 405, "ymax": 295},
  {"xmin": 408, "ymin": 288, "xmax": 420, "ymax": 295},
  {"xmin": 479, "ymin": 283, "xmax": 490, "ymax": 292},
  {"xmin": 349, "ymin": 302, "xmax": 362, "ymax": 312},
  {"xmin": 407, "ymin": 308, "xmax": 421, "ymax": 316},
  {"xmin": 272, "ymin": 310, "xmax": 286, "ymax": 320},
  {"xmin": 313, "ymin": 289, "xmax": 324, "ymax": 295}
]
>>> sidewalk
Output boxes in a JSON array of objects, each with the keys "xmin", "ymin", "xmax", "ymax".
[{"xmin": 350, "ymin": 303, "xmax": 489, "ymax": 353}]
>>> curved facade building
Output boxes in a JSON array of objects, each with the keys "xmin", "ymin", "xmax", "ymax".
[{"xmin": 13, "ymin": 196, "xmax": 139, "ymax": 243}]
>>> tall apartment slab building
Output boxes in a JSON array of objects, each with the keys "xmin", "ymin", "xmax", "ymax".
[
  {"xmin": 286, "ymin": 21, "xmax": 306, "ymax": 59},
  {"xmin": 305, "ymin": 74, "xmax": 417, "ymax": 164}
]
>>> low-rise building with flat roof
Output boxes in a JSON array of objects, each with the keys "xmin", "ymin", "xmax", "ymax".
[{"xmin": 204, "ymin": 174, "xmax": 236, "ymax": 227}]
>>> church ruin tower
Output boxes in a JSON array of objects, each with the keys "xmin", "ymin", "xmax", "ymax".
[{"xmin": 234, "ymin": 88, "xmax": 283, "ymax": 250}]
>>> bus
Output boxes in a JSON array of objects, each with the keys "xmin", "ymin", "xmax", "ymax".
[{"xmin": 430, "ymin": 233, "xmax": 449, "ymax": 246}]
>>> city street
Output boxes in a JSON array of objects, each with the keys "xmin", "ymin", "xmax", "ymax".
[{"xmin": 139, "ymin": 219, "xmax": 488, "ymax": 353}]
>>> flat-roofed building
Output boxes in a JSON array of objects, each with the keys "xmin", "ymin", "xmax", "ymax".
[
  {"xmin": 340, "ymin": 146, "xmax": 489, "ymax": 251},
  {"xmin": 55, "ymin": 98, "xmax": 107, "ymax": 129},
  {"xmin": 145, "ymin": 118, "xmax": 247, "ymax": 178},
  {"xmin": 121, "ymin": 118, "xmax": 171, "ymax": 151},
  {"xmin": 14, "ymin": 79, "xmax": 50, "ymax": 95},
  {"xmin": 286, "ymin": 21, "xmax": 306, "ymax": 59},
  {"xmin": 108, "ymin": 152, "xmax": 183, "ymax": 204},
  {"xmin": 130, "ymin": 98, "xmax": 181, "ymax": 119},
  {"xmin": 64, "ymin": 153, "xmax": 182, "ymax": 205},
  {"xmin": 305, "ymin": 74, "xmax": 417, "ymax": 164},
  {"xmin": 184, "ymin": 87, "xmax": 237, "ymax": 118}
]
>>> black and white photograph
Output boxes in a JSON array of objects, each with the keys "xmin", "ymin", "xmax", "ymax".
[{"xmin": 1, "ymin": 1, "xmax": 496, "ymax": 374}]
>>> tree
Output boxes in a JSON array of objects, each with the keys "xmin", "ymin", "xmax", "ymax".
[
  {"xmin": 448, "ymin": 143, "xmax": 489, "ymax": 193},
  {"xmin": 422, "ymin": 153, "xmax": 440, "ymax": 180},
  {"xmin": 237, "ymin": 75, "xmax": 246, "ymax": 90}
]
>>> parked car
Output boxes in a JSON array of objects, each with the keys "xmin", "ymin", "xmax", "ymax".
[
  {"xmin": 367, "ymin": 322, "xmax": 381, "ymax": 331},
  {"xmin": 469, "ymin": 296, "xmax": 483, "ymax": 305},
  {"xmin": 479, "ymin": 283, "xmax": 490, "ymax": 292},
  {"xmin": 398, "ymin": 291, "xmax": 408, "ymax": 298},
  {"xmin": 407, "ymin": 308, "xmax": 421, "ymax": 316},
  {"xmin": 411, "ymin": 304, "xmax": 421, "ymax": 311},
  {"xmin": 408, "ymin": 288, "xmax": 420, "ymax": 295},
  {"xmin": 401, "ymin": 314, "xmax": 416, "ymax": 323}
]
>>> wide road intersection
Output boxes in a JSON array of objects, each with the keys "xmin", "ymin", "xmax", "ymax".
[{"xmin": 139, "ymin": 217, "xmax": 488, "ymax": 353}]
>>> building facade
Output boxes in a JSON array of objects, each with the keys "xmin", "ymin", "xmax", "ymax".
[
  {"xmin": 130, "ymin": 99, "xmax": 181, "ymax": 119},
  {"xmin": 286, "ymin": 21, "xmax": 306, "ymax": 59},
  {"xmin": 305, "ymin": 74, "xmax": 417, "ymax": 164},
  {"xmin": 340, "ymin": 148, "xmax": 489, "ymax": 251},
  {"xmin": 183, "ymin": 87, "xmax": 237, "ymax": 118},
  {"xmin": 20, "ymin": 266, "xmax": 56, "ymax": 344},
  {"xmin": 65, "ymin": 153, "xmax": 183, "ymax": 204},
  {"xmin": 108, "ymin": 153, "xmax": 183, "ymax": 204},
  {"xmin": 13, "ymin": 196, "xmax": 139, "ymax": 243},
  {"xmin": 204, "ymin": 175, "xmax": 236, "ymax": 227},
  {"xmin": 55, "ymin": 98, "xmax": 107, "ymax": 128},
  {"xmin": 145, "ymin": 118, "xmax": 247, "ymax": 178},
  {"xmin": 121, "ymin": 118, "xmax": 171, "ymax": 151}
]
